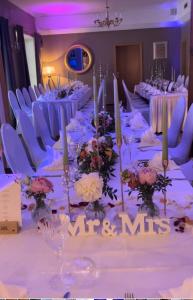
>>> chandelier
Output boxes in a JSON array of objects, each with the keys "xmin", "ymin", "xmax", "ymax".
[{"xmin": 94, "ymin": 0, "xmax": 123, "ymax": 28}]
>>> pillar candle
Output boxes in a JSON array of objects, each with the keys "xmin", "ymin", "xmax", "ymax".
[
  {"xmin": 60, "ymin": 105, "xmax": 68, "ymax": 166},
  {"xmin": 93, "ymin": 67, "xmax": 99, "ymax": 131},
  {"xmin": 113, "ymin": 75, "xmax": 122, "ymax": 147},
  {"xmin": 162, "ymin": 97, "xmax": 168, "ymax": 164}
]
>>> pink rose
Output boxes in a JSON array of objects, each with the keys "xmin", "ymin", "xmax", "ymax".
[
  {"xmin": 138, "ymin": 167, "xmax": 157, "ymax": 185},
  {"xmin": 30, "ymin": 177, "xmax": 53, "ymax": 194}
]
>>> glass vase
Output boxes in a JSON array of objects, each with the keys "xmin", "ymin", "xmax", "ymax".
[
  {"xmin": 32, "ymin": 197, "xmax": 51, "ymax": 224},
  {"xmin": 85, "ymin": 200, "xmax": 105, "ymax": 221},
  {"xmin": 139, "ymin": 191, "xmax": 159, "ymax": 217}
]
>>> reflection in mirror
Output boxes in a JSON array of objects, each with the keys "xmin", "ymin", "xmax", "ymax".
[{"xmin": 65, "ymin": 45, "xmax": 92, "ymax": 74}]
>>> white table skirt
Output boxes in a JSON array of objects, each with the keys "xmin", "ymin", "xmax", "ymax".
[
  {"xmin": 0, "ymin": 106, "xmax": 193, "ymax": 298},
  {"xmin": 135, "ymin": 83, "xmax": 188, "ymax": 133}
]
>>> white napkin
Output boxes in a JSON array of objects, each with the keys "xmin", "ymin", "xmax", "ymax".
[
  {"xmin": 140, "ymin": 127, "xmax": 161, "ymax": 147},
  {"xmin": 66, "ymin": 118, "xmax": 85, "ymax": 132},
  {"xmin": 44, "ymin": 155, "xmax": 63, "ymax": 171},
  {"xmin": 149, "ymin": 152, "xmax": 179, "ymax": 172},
  {"xmin": 160, "ymin": 277, "xmax": 193, "ymax": 298},
  {"xmin": 177, "ymin": 85, "xmax": 188, "ymax": 93},
  {"xmin": 54, "ymin": 132, "xmax": 75, "ymax": 150},
  {"xmin": 129, "ymin": 112, "xmax": 147, "ymax": 130},
  {"xmin": 0, "ymin": 281, "xmax": 28, "ymax": 298}
]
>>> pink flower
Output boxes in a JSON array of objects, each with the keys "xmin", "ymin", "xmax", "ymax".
[
  {"xmin": 138, "ymin": 167, "xmax": 157, "ymax": 185},
  {"xmin": 30, "ymin": 177, "xmax": 53, "ymax": 194}
]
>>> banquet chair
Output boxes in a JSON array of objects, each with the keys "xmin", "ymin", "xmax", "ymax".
[
  {"xmin": 48, "ymin": 103, "xmax": 59, "ymax": 140},
  {"xmin": 169, "ymin": 103, "xmax": 193, "ymax": 165},
  {"xmin": 185, "ymin": 76, "xmax": 189, "ymax": 89},
  {"xmin": 28, "ymin": 86, "xmax": 37, "ymax": 102},
  {"xmin": 1, "ymin": 123, "xmax": 35, "ymax": 175},
  {"xmin": 38, "ymin": 83, "xmax": 45, "ymax": 95},
  {"xmin": 8, "ymin": 90, "xmax": 21, "ymax": 121},
  {"xmin": 22, "ymin": 87, "xmax": 32, "ymax": 108},
  {"xmin": 98, "ymin": 79, "xmax": 104, "ymax": 111},
  {"xmin": 16, "ymin": 88, "xmax": 32, "ymax": 114},
  {"xmin": 18, "ymin": 111, "xmax": 54, "ymax": 169},
  {"xmin": 162, "ymin": 96, "xmax": 186, "ymax": 148},
  {"xmin": 32, "ymin": 102, "xmax": 55, "ymax": 148},
  {"xmin": 180, "ymin": 159, "xmax": 193, "ymax": 181},
  {"xmin": 122, "ymin": 80, "xmax": 149, "ymax": 112},
  {"xmin": 167, "ymin": 81, "xmax": 174, "ymax": 92},
  {"xmin": 34, "ymin": 85, "xmax": 41, "ymax": 98}
]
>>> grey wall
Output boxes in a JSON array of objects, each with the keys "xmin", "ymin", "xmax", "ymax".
[{"xmin": 41, "ymin": 27, "xmax": 181, "ymax": 103}]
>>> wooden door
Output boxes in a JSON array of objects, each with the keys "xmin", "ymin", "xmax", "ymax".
[{"xmin": 115, "ymin": 44, "xmax": 142, "ymax": 106}]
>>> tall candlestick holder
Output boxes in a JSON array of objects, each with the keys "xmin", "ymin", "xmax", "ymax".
[
  {"xmin": 162, "ymin": 159, "xmax": 168, "ymax": 216},
  {"xmin": 117, "ymin": 140, "xmax": 125, "ymax": 212},
  {"xmin": 63, "ymin": 163, "xmax": 71, "ymax": 220}
]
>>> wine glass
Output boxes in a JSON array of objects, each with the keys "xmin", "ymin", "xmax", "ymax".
[
  {"xmin": 38, "ymin": 214, "xmax": 74, "ymax": 290},
  {"xmin": 163, "ymin": 81, "xmax": 168, "ymax": 94},
  {"xmin": 123, "ymin": 134, "xmax": 135, "ymax": 163}
]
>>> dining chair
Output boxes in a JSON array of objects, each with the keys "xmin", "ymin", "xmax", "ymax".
[
  {"xmin": 170, "ymin": 103, "xmax": 193, "ymax": 165},
  {"xmin": 98, "ymin": 79, "xmax": 104, "ymax": 111},
  {"xmin": 167, "ymin": 96, "xmax": 186, "ymax": 147},
  {"xmin": 16, "ymin": 88, "xmax": 32, "ymax": 114},
  {"xmin": 48, "ymin": 103, "xmax": 60, "ymax": 140},
  {"xmin": 8, "ymin": 90, "xmax": 21, "ymax": 120},
  {"xmin": 38, "ymin": 83, "xmax": 45, "ymax": 95},
  {"xmin": 18, "ymin": 111, "xmax": 54, "ymax": 169},
  {"xmin": 122, "ymin": 80, "xmax": 149, "ymax": 112},
  {"xmin": 22, "ymin": 87, "xmax": 32, "ymax": 108},
  {"xmin": 185, "ymin": 76, "xmax": 189, "ymax": 89},
  {"xmin": 28, "ymin": 86, "xmax": 37, "ymax": 102},
  {"xmin": 167, "ymin": 81, "xmax": 174, "ymax": 92},
  {"xmin": 32, "ymin": 102, "xmax": 55, "ymax": 148},
  {"xmin": 1, "ymin": 123, "xmax": 35, "ymax": 175},
  {"xmin": 34, "ymin": 85, "xmax": 41, "ymax": 98},
  {"xmin": 180, "ymin": 159, "xmax": 193, "ymax": 181}
]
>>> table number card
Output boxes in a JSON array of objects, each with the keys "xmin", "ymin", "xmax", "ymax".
[{"xmin": 0, "ymin": 175, "xmax": 22, "ymax": 233}]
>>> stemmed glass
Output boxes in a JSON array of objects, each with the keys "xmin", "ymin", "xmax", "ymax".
[
  {"xmin": 123, "ymin": 134, "xmax": 135, "ymax": 163},
  {"xmin": 163, "ymin": 81, "xmax": 168, "ymax": 94},
  {"xmin": 38, "ymin": 214, "xmax": 74, "ymax": 290}
]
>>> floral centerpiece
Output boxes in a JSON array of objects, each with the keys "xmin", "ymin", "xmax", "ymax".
[
  {"xmin": 92, "ymin": 111, "xmax": 115, "ymax": 136},
  {"xmin": 75, "ymin": 172, "xmax": 105, "ymax": 220},
  {"xmin": 23, "ymin": 177, "xmax": 54, "ymax": 223},
  {"xmin": 77, "ymin": 136, "xmax": 118, "ymax": 199},
  {"xmin": 122, "ymin": 166, "xmax": 172, "ymax": 216}
]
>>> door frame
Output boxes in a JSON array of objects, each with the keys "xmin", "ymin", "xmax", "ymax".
[{"xmin": 113, "ymin": 43, "xmax": 143, "ymax": 82}]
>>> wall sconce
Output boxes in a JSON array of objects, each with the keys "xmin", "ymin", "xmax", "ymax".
[{"xmin": 42, "ymin": 66, "xmax": 56, "ymax": 89}]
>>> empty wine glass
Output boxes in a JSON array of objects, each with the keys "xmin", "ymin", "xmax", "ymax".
[
  {"xmin": 123, "ymin": 134, "xmax": 135, "ymax": 162},
  {"xmin": 38, "ymin": 214, "xmax": 74, "ymax": 290}
]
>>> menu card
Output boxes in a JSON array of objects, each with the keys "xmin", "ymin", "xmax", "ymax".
[{"xmin": 0, "ymin": 175, "xmax": 22, "ymax": 227}]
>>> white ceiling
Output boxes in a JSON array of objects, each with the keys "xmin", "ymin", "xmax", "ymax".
[{"xmin": 9, "ymin": 0, "xmax": 191, "ymax": 35}]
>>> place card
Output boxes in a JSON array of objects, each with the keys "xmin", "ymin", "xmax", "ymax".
[{"xmin": 0, "ymin": 175, "xmax": 22, "ymax": 233}]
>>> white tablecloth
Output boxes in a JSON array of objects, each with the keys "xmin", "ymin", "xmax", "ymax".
[
  {"xmin": 0, "ymin": 105, "xmax": 193, "ymax": 298},
  {"xmin": 135, "ymin": 83, "xmax": 188, "ymax": 132}
]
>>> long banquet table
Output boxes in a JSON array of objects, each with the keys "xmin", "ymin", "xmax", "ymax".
[
  {"xmin": 135, "ymin": 83, "xmax": 188, "ymax": 132},
  {"xmin": 0, "ymin": 101, "xmax": 193, "ymax": 298}
]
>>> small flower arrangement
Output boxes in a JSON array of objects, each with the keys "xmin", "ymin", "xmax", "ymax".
[
  {"xmin": 92, "ymin": 111, "xmax": 115, "ymax": 136},
  {"xmin": 75, "ymin": 172, "xmax": 105, "ymax": 220},
  {"xmin": 122, "ymin": 166, "xmax": 172, "ymax": 216},
  {"xmin": 77, "ymin": 136, "xmax": 118, "ymax": 199},
  {"xmin": 24, "ymin": 177, "xmax": 54, "ymax": 222}
]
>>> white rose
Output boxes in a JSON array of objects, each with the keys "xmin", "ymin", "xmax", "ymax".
[{"xmin": 74, "ymin": 173, "xmax": 103, "ymax": 202}]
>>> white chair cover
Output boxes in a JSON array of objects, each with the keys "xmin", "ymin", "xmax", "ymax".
[
  {"xmin": 34, "ymin": 85, "xmax": 41, "ymax": 98},
  {"xmin": 22, "ymin": 87, "xmax": 32, "ymax": 108},
  {"xmin": 1, "ymin": 123, "xmax": 34, "ymax": 175},
  {"xmin": 176, "ymin": 74, "xmax": 182, "ymax": 83},
  {"xmin": 48, "ymin": 103, "xmax": 59, "ymax": 140},
  {"xmin": 16, "ymin": 89, "xmax": 31, "ymax": 114},
  {"xmin": 167, "ymin": 96, "xmax": 186, "ymax": 147},
  {"xmin": 38, "ymin": 83, "xmax": 45, "ymax": 95},
  {"xmin": 32, "ymin": 102, "xmax": 55, "ymax": 148},
  {"xmin": 181, "ymin": 159, "xmax": 193, "ymax": 181},
  {"xmin": 18, "ymin": 111, "xmax": 53, "ymax": 169},
  {"xmin": 185, "ymin": 76, "xmax": 189, "ymax": 88},
  {"xmin": 167, "ymin": 81, "xmax": 174, "ymax": 92},
  {"xmin": 170, "ymin": 103, "xmax": 193, "ymax": 165},
  {"xmin": 28, "ymin": 86, "xmax": 37, "ymax": 102},
  {"xmin": 181, "ymin": 75, "xmax": 185, "ymax": 85},
  {"xmin": 98, "ymin": 79, "xmax": 104, "ymax": 111},
  {"xmin": 8, "ymin": 90, "xmax": 21, "ymax": 120},
  {"xmin": 122, "ymin": 80, "xmax": 134, "ymax": 112}
]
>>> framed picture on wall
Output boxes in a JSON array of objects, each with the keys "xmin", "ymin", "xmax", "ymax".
[{"xmin": 153, "ymin": 41, "xmax": 168, "ymax": 59}]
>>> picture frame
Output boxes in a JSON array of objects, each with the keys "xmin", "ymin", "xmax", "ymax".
[{"xmin": 153, "ymin": 41, "xmax": 168, "ymax": 60}]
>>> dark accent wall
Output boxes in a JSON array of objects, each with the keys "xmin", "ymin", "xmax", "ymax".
[
  {"xmin": 0, "ymin": 0, "xmax": 36, "ymax": 35},
  {"xmin": 41, "ymin": 27, "xmax": 181, "ymax": 103}
]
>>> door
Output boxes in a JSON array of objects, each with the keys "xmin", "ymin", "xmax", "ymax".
[{"xmin": 115, "ymin": 44, "xmax": 142, "ymax": 105}]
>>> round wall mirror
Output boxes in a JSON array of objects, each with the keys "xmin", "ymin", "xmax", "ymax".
[{"xmin": 64, "ymin": 44, "xmax": 93, "ymax": 74}]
